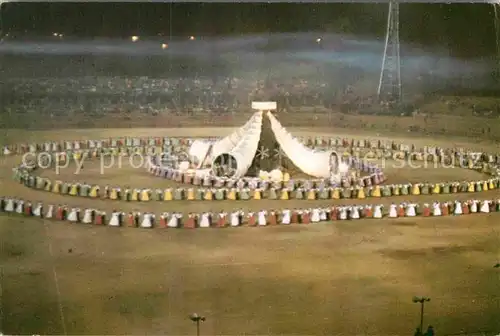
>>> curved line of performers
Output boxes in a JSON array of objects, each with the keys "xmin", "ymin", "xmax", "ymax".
[
  {"xmin": 0, "ymin": 136, "xmax": 464, "ymax": 155},
  {"xmin": 1, "ymin": 197, "xmax": 499, "ymax": 228},
  {"xmin": 148, "ymin": 157, "xmax": 384, "ymax": 189},
  {"xmin": 4, "ymin": 135, "xmax": 500, "ymax": 168},
  {"xmin": 14, "ymin": 170, "xmax": 500, "ymax": 201}
]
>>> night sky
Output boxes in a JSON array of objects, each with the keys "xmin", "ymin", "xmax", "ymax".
[{"xmin": 1, "ymin": 2, "xmax": 498, "ymax": 58}]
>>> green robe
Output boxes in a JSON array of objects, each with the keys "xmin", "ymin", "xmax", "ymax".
[
  {"xmin": 382, "ymin": 186, "xmax": 392, "ymax": 197},
  {"xmin": 268, "ymin": 188, "xmax": 278, "ymax": 200},
  {"xmin": 239, "ymin": 189, "xmax": 250, "ymax": 200},
  {"xmin": 215, "ymin": 189, "xmax": 225, "ymax": 200},
  {"xmin": 400, "ymin": 184, "xmax": 409, "ymax": 196},
  {"xmin": 294, "ymin": 189, "xmax": 304, "ymax": 199},
  {"xmin": 174, "ymin": 189, "xmax": 184, "ymax": 200}
]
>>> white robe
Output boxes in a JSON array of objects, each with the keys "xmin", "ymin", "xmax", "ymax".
[
  {"xmin": 140, "ymin": 213, "xmax": 154, "ymax": 228},
  {"xmin": 5, "ymin": 199, "xmax": 14, "ymax": 212},
  {"xmin": 406, "ymin": 204, "xmax": 417, "ymax": 217},
  {"xmin": 109, "ymin": 212, "xmax": 121, "ymax": 226},
  {"xmin": 432, "ymin": 203, "xmax": 442, "ymax": 216},
  {"xmin": 258, "ymin": 211, "xmax": 267, "ymax": 226},
  {"xmin": 350, "ymin": 207, "xmax": 360, "ymax": 219},
  {"xmin": 230, "ymin": 212, "xmax": 241, "ymax": 227},
  {"xmin": 454, "ymin": 202, "xmax": 463, "ymax": 215},
  {"xmin": 311, "ymin": 208, "xmax": 321, "ymax": 223},
  {"xmin": 82, "ymin": 209, "xmax": 94, "ymax": 224},
  {"xmin": 373, "ymin": 205, "xmax": 383, "ymax": 219},
  {"xmin": 470, "ymin": 201, "xmax": 478, "ymax": 213},
  {"xmin": 339, "ymin": 207, "xmax": 348, "ymax": 220},
  {"xmin": 168, "ymin": 214, "xmax": 180, "ymax": 228},
  {"xmin": 199, "ymin": 213, "xmax": 211, "ymax": 228},
  {"xmin": 46, "ymin": 205, "xmax": 54, "ymax": 218},
  {"xmin": 281, "ymin": 210, "xmax": 291, "ymax": 224},
  {"xmin": 67, "ymin": 208, "xmax": 79, "ymax": 222},
  {"xmin": 15, "ymin": 201, "xmax": 24, "ymax": 214},
  {"xmin": 33, "ymin": 204, "xmax": 43, "ymax": 217},
  {"xmin": 480, "ymin": 200, "xmax": 490, "ymax": 213},
  {"xmin": 388, "ymin": 204, "xmax": 398, "ymax": 218},
  {"xmin": 319, "ymin": 209, "xmax": 327, "ymax": 221}
]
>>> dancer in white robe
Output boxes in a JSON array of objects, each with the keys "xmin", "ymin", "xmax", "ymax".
[
  {"xmin": 281, "ymin": 209, "xmax": 291, "ymax": 225},
  {"xmin": 454, "ymin": 201, "xmax": 463, "ymax": 215},
  {"xmin": 67, "ymin": 208, "xmax": 79, "ymax": 223},
  {"xmin": 350, "ymin": 206, "xmax": 360, "ymax": 219},
  {"xmin": 319, "ymin": 208, "xmax": 327, "ymax": 221},
  {"xmin": 82, "ymin": 209, "xmax": 94, "ymax": 224},
  {"xmin": 46, "ymin": 205, "xmax": 54, "ymax": 218},
  {"xmin": 258, "ymin": 210, "xmax": 267, "ymax": 226},
  {"xmin": 167, "ymin": 213, "xmax": 180, "ymax": 228},
  {"xmin": 15, "ymin": 200, "xmax": 24, "ymax": 214},
  {"xmin": 388, "ymin": 204, "xmax": 398, "ymax": 218},
  {"xmin": 199, "ymin": 212, "xmax": 211, "ymax": 228},
  {"xmin": 339, "ymin": 207, "xmax": 348, "ymax": 220},
  {"xmin": 230, "ymin": 211, "xmax": 241, "ymax": 227},
  {"xmin": 470, "ymin": 200, "xmax": 478, "ymax": 213},
  {"xmin": 432, "ymin": 202, "xmax": 442, "ymax": 216},
  {"xmin": 33, "ymin": 203, "xmax": 43, "ymax": 217},
  {"xmin": 373, "ymin": 205, "xmax": 383, "ymax": 219},
  {"xmin": 5, "ymin": 198, "xmax": 14, "ymax": 212},
  {"xmin": 108, "ymin": 211, "xmax": 121, "ymax": 226},
  {"xmin": 140, "ymin": 213, "xmax": 153, "ymax": 228},
  {"xmin": 406, "ymin": 204, "xmax": 417, "ymax": 217},
  {"xmin": 480, "ymin": 200, "xmax": 491, "ymax": 213},
  {"xmin": 311, "ymin": 208, "xmax": 321, "ymax": 223}
]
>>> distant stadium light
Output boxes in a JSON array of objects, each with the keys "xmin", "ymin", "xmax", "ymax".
[
  {"xmin": 53, "ymin": 32, "xmax": 58, "ymax": 37},
  {"xmin": 316, "ymin": 37, "xmax": 322, "ymax": 43},
  {"xmin": 162, "ymin": 43, "xmax": 168, "ymax": 49},
  {"xmin": 131, "ymin": 35, "xmax": 139, "ymax": 42},
  {"xmin": 189, "ymin": 35, "xmax": 195, "ymax": 40}
]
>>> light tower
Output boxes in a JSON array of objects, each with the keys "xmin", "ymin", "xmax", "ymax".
[
  {"xmin": 377, "ymin": 0, "xmax": 402, "ymax": 103},
  {"xmin": 493, "ymin": 2, "xmax": 500, "ymax": 80}
]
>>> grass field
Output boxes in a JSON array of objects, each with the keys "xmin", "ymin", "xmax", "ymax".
[{"xmin": 1, "ymin": 125, "xmax": 500, "ymax": 335}]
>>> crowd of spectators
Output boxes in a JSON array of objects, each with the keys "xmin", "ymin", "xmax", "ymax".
[{"xmin": 1, "ymin": 74, "xmax": 368, "ymax": 118}]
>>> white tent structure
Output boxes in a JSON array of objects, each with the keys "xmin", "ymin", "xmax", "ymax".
[{"xmin": 187, "ymin": 101, "xmax": 341, "ymax": 180}]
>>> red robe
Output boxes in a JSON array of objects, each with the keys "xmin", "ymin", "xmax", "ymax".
[
  {"xmin": 95, "ymin": 213, "xmax": 104, "ymax": 225},
  {"xmin": 422, "ymin": 205, "xmax": 431, "ymax": 217},
  {"xmin": 184, "ymin": 214, "xmax": 196, "ymax": 229},
  {"xmin": 291, "ymin": 211, "xmax": 299, "ymax": 224},
  {"xmin": 267, "ymin": 212, "xmax": 277, "ymax": 225},
  {"xmin": 462, "ymin": 202, "xmax": 470, "ymax": 214},
  {"xmin": 301, "ymin": 211, "xmax": 311, "ymax": 224},
  {"xmin": 364, "ymin": 207, "xmax": 373, "ymax": 218},
  {"xmin": 217, "ymin": 214, "xmax": 227, "ymax": 228},
  {"xmin": 25, "ymin": 203, "xmax": 32, "ymax": 216},
  {"xmin": 441, "ymin": 203, "xmax": 449, "ymax": 216},
  {"xmin": 247, "ymin": 213, "xmax": 257, "ymax": 226},
  {"xmin": 329, "ymin": 208, "xmax": 338, "ymax": 221},
  {"xmin": 159, "ymin": 215, "xmax": 168, "ymax": 228},
  {"xmin": 56, "ymin": 206, "xmax": 64, "ymax": 220},
  {"xmin": 127, "ymin": 213, "xmax": 137, "ymax": 227},
  {"xmin": 397, "ymin": 206, "xmax": 406, "ymax": 217}
]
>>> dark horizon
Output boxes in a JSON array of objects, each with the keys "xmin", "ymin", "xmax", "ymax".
[{"xmin": 1, "ymin": 3, "xmax": 498, "ymax": 58}]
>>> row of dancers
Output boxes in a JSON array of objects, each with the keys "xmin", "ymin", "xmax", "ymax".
[{"xmin": 1, "ymin": 197, "xmax": 497, "ymax": 228}]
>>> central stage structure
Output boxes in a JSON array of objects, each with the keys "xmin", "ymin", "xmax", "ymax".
[{"xmin": 187, "ymin": 102, "xmax": 347, "ymax": 182}]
